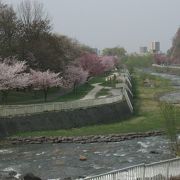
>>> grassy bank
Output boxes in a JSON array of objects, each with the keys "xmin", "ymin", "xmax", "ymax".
[
  {"xmin": 0, "ymin": 85, "xmax": 94, "ymax": 105},
  {"xmin": 13, "ymin": 70, "xmax": 180, "ymax": 137}
]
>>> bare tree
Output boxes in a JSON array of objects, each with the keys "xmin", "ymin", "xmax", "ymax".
[
  {"xmin": 16, "ymin": 0, "xmax": 51, "ymax": 66},
  {"xmin": 0, "ymin": 1, "xmax": 17, "ymax": 56},
  {"xmin": 17, "ymin": 0, "xmax": 51, "ymax": 40}
]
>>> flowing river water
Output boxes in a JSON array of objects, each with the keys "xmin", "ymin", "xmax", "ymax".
[
  {"xmin": 151, "ymin": 72, "xmax": 180, "ymax": 103},
  {"xmin": 0, "ymin": 71, "xmax": 180, "ymax": 179},
  {"xmin": 0, "ymin": 136, "xmax": 174, "ymax": 179}
]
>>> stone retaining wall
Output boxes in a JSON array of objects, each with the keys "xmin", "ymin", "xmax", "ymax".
[
  {"xmin": 8, "ymin": 131, "xmax": 164, "ymax": 145},
  {"xmin": 0, "ymin": 100, "xmax": 131, "ymax": 138}
]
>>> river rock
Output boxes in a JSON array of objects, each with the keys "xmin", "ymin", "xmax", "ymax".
[
  {"xmin": 23, "ymin": 173, "xmax": 42, "ymax": 180},
  {"xmin": 7, "ymin": 131, "xmax": 165, "ymax": 145},
  {"xmin": 149, "ymin": 150, "xmax": 159, "ymax": 154},
  {"xmin": 63, "ymin": 177, "xmax": 72, "ymax": 180},
  {"xmin": 79, "ymin": 155, "xmax": 87, "ymax": 161}
]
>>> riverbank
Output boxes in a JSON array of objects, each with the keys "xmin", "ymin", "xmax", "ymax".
[
  {"xmin": 6, "ymin": 131, "xmax": 164, "ymax": 145},
  {"xmin": 152, "ymin": 64, "xmax": 180, "ymax": 76}
]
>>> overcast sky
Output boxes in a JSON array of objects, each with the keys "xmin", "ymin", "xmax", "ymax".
[{"xmin": 5, "ymin": 0, "xmax": 180, "ymax": 53}]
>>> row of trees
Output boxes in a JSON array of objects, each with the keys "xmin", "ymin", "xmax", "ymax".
[
  {"xmin": 0, "ymin": 0, "xmax": 95, "ymax": 72},
  {"xmin": 153, "ymin": 53, "xmax": 179, "ymax": 65},
  {"xmin": 153, "ymin": 54, "xmax": 170, "ymax": 65},
  {"xmin": 0, "ymin": 58, "xmax": 62, "ymax": 102},
  {"xmin": 0, "ymin": 54, "xmax": 118, "ymax": 103}
]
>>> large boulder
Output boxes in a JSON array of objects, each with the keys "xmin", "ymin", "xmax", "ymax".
[
  {"xmin": 79, "ymin": 155, "xmax": 87, "ymax": 161},
  {"xmin": 23, "ymin": 173, "xmax": 41, "ymax": 180}
]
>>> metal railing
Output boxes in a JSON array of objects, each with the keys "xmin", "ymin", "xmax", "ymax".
[
  {"xmin": 0, "ymin": 95, "xmax": 124, "ymax": 117},
  {"xmin": 83, "ymin": 157, "xmax": 180, "ymax": 180},
  {"xmin": 123, "ymin": 89, "xmax": 133, "ymax": 113},
  {"xmin": 152, "ymin": 64, "xmax": 180, "ymax": 70}
]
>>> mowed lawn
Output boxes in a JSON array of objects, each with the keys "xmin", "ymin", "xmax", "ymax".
[{"xmin": 14, "ymin": 71, "xmax": 180, "ymax": 137}]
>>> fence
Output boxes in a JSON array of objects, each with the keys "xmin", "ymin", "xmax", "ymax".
[
  {"xmin": 84, "ymin": 157, "xmax": 180, "ymax": 180},
  {"xmin": 0, "ymin": 95, "xmax": 124, "ymax": 117},
  {"xmin": 152, "ymin": 64, "xmax": 180, "ymax": 70},
  {"xmin": 123, "ymin": 89, "xmax": 133, "ymax": 113}
]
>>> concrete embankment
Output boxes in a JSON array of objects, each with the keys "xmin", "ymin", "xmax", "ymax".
[{"xmin": 0, "ymin": 100, "xmax": 131, "ymax": 138}]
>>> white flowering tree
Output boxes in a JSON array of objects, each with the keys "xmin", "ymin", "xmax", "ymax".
[
  {"xmin": 30, "ymin": 69, "xmax": 63, "ymax": 102},
  {"xmin": 0, "ymin": 58, "xmax": 29, "ymax": 103},
  {"xmin": 63, "ymin": 65, "xmax": 88, "ymax": 93}
]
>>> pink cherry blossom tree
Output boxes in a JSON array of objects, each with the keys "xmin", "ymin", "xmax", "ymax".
[
  {"xmin": 100, "ymin": 56, "xmax": 117, "ymax": 72},
  {"xmin": 63, "ymin": 65, "xmax": 88, "ymax": 93},
  {"xmin": 0, "ymin": 57, "xmax": 29, "ymax": 103},
  {"xmin": 154, "ymin": 54, "xmax": 169, "ymax": 65},
  {"xmin": 77, "ymin": 53, "xmax": 105, "ymax": 77},
  {"xmin": 30, "ymin": 69, "xmax": 62, "ymax": 102}
]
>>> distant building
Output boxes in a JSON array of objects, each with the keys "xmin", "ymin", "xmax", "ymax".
[
  {"xmin": 150, "ymin": 41, "xmax": 160, "ymax": 53},
  {"xmin": 139, "ymin": 46, "xmax": 148, "ymax": 54},
  {"xmin": 92, "ymin": 48, "xmax": 101, "ymax": 55}
]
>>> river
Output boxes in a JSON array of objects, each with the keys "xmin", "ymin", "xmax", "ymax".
[
  {"xmin": 151, "ymin": 72, "xmax": 180, "ymax": 104},
  {"xmin": 0, "ymin": 136, "xmax": 174, "ymax": 179}
]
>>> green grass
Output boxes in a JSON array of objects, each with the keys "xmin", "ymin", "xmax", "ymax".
[
  {"xmin": 88, "ymin": 73, "xmax": 110, "ymax": 84},
  {"xmin": 13, "ymin": 70, "xmax": 180, "ymax": 137},
  {"xmin": 14, "ymin": 112, "xmax": 166, "ymax": 137},
  {"xmin": 0, "ymin": 83, "xmax": 94, "ymax": 105},
  {"xmin": 14, "ymin": 109, "xmax": 180, "ymax": 137},
  {"xmin": 101, "ymin": 80, "xmax": 116, "ymax": 87},
  {"xmin": 57, "ymin": 83, "xmax": 93, "ymax": 102},
  {"xmin": 122, "ymin": 54, "xmax": 153, "ymax": 69},
  {"xmin": 0, "ymin": 88, "xmax": 60, "ymax": 105},
  {"xmin": 95, "ymin": 88, "xmax": 110, "ymax": 98}
]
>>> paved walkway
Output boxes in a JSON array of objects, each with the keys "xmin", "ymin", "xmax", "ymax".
[
  {"xmin": 110, "ymin": 88, "xmax": 123, "ymax": 97},
  {"xmin": 81, "ymin": 83, "xmax": 124, "ymax": 100},
  {"xmin": 81, "ymin": 82, "xmax": 127, "ymax": 100},
  {"xmin": 81, "ymin": 83, "xmax": 104, "ymax": 100}
]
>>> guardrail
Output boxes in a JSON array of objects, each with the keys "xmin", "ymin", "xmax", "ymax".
[
  {"xmin": 84, "ymin": 157, "xmax": 180, "ymax": 180},
  {"xmin": 152, "ymin": 64, "xmax": 180, "ymax": 70},
  {"xmin": 0, "ymin": 95, "xmax": 124, "ymax": 117}
]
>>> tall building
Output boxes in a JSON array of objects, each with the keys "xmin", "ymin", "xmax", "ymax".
[
  {"xmin": 150, "ymin": 41, "xmax": 160, "ymax": 53},
  {"xmin": 139, "ymin": 46, "xmax": 148, "ymax": 54},
  {"xmin": 92, "ymin": 48, "xmax": 101, "ymax": 55}
]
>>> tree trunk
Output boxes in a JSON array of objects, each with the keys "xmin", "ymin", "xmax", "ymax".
[
  {"xmin": 1, "ymin": 91, "xmax": 9, "ymax": 105},
  {"xmin": 73, "ymin": 81, "xmax": 78, "ymax": 95},
  {"xmin": 44, "ymin": 89, "xmax": 48, "ymax": 102}
]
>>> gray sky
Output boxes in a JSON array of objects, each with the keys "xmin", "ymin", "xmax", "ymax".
[{"xmin": 5, "ymin": 0, "xmax": 180, "ymax": 53}]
